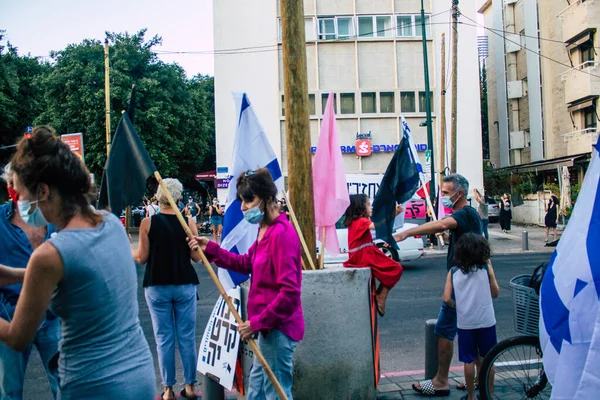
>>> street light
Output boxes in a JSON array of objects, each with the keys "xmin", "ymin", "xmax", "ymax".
[{"xmin": 421, "ymin": 0, "xmax": 436, "ymax": 205}]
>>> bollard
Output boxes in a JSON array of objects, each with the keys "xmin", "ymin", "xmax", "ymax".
[
  {"xmin": 202, "ymin": 373, "xmax": 225, "ymax": 400},
  {"xmin": 522, "ymin": 230, "xmax": 529, "ymax": 251},
  {"xmin": 425, "ymin": 319, "xmax": 438, "ymax": 380}
]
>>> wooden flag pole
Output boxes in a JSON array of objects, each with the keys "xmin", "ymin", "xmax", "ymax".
[
  {"xmin": 319, "ymin": 227, "xmax": 326, "ymax": 269},
  {"xmin": 154, "ymin": 171, "xmax": 289, "ymax": 400},
  {"xmin": 419, "ymin": 178, "xmax": 445, "ymax": 246},
  {"xmin": 281, "ymin": 192, "xmax": 316, "ymax": 270}
]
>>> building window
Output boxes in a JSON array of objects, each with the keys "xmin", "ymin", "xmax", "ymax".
[
  {"xmin": 278, "ymin": 18, "xmax": 317, "ymax": 41},
  {"xmin": 281, "ymin": 95, "xmax": 285, "ymax": 116},
  {"xmin": 568, "ymin": 31, "xmax": 596, "ymax": 67},
  {"xmin": 419, "ymin": 91, "xmax": 433, "ymax": 112},
  {"xmin": 362, "ymin": 92, "xmax": 377, "ymax": 113},
  {"xmin": 337, "ymin": 17, "xmax": 354, "ymax": 38},
  {"xmin": 397, "ymin": 15, "xmax": 413, "ymax": 37},
  {"xmin": 322, "ymin": 93, "xmax": 337, "ymax": 114},
  {"xmin": 581, "ymin": 41, "xmax": 595, "ymax": 65},
  {"xmin": 380, "ymin": 92, "xmax": 395, "ymax": 113},
  {"xmin": 396, "ymin": 14, "xmax": 431, "ymax": 38},
  {"xmin": 358, "ymin": 16, "xmax": 374, "ymax": 37},
  {"xmin": 340, "ymin": 93, "xmax": 355, "ymax": 114},
  {"xmin": 309, "ymin": 94, "xmax": 316, "ymax": 116},
  {"xmin": 376, "ymin": 16, "xmax": 393, "ymax": 38},
  {"xmin": 584, "ymin": 106, "xmax": 597, "ymax": 130},
  {"xmin": 318, "ymin": 18, "xmax": 336, "ymax": 40},
  {"xmin": 400, "ymin": 91, "xmax": 416, "ymax": 113}
]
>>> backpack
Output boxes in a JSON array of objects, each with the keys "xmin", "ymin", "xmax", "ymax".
[{"xmin": 529, "ymin": 262, "xmax": 549, "ymax": 296}]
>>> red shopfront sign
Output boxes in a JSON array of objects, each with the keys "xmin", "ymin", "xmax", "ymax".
[{"xmin": 356, "ymin": 139, "xmax": 372, "ymax": 156}]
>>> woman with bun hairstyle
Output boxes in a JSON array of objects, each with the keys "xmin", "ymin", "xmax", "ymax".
[{"xmin": 0, "ymin": 126, "xmax": 155, "ymax": 399}]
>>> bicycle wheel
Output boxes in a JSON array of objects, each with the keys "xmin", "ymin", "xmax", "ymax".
[{"xmin": 479, "ymin": 335, "xmax": 550, "ymax": 400}]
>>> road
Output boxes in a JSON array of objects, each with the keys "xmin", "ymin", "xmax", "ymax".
[{"xmin": 22, "ymin": 246, "xmax": 552, "ymax": 399}]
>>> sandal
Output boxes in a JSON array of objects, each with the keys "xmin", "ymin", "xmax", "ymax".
[
  {"xmin": 412, "ymin": 379, "xmax": 450, "ymax": 397},
  {"xmin": 457, "ymin": 381, "xmax": 479, "ymax": 390},
  {"xmin": 180, "ymin": 388, "xmax": 198, "ymax": 400}
]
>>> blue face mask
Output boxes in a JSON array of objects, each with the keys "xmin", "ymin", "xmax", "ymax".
[
  {"xmin": 243, "ymin": 201, "xmax": 264, "ymax": 224},
  {"xmin": 441, "ymin": 193, "xmax": 458, "ymax": 208},
  {"xmin": 17, "ymin": 199, "xmax": 49, "ymax": 227}
]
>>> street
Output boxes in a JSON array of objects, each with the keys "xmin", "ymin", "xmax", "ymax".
[{"xmin": 22, "ymin": 223, "xmax": 554, "ymax": 399}]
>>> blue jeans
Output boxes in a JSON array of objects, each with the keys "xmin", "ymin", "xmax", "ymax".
[
  {"xmin": 434, "ymin": 301, "xmax": 458, "ymax": 341},
  {"xmin": 0, "ymin": 296, "xmax": 60, "ymax": 400},
  {"xmin": 248, "ymin": 330, "xmax": 298, "ymax": 400},
  {"xmin": 482, "ymin": 219, "xmax": 489, "ymax": 240},
  {"xmin": 145, "ymin": 284, "xmax": 197, "ymax": 387}
]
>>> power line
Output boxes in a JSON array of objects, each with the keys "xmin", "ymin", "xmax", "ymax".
[{"xmin": 459, "ymin": 13, "xmax": 600, "ymax": 80}]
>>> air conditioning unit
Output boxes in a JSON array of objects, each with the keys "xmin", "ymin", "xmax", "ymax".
[
  {"xmin": 505, "ymin": 33, "xmax": 521, "ymax": 53},
  {"xmin": 507, "ymin": 81, "xmax": 524, "ymax": 99},
  {"xmin": 509, "ymin": 131, "xmax": 530, "ymax": 149}
]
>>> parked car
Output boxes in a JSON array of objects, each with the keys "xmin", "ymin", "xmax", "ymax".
[
  {"xmin": 487, "ymin": 197, "xmax": 500, "ymax": 222},
  {"xmin": 317, "ymin": 222, "xmax": 425, "ymax": 264}
]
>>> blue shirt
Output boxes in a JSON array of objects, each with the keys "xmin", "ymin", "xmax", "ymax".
[{"xmin": 0, "ymin": 202, "xmax": 55, "ymax": 304}]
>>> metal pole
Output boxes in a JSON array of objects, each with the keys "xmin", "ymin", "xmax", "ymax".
[
  {"xmin": 421, "ymin": 0, "xmax": 436, "ymax": 206},
  {"xmin": 202, "ymin": 374, "xmax": 225, "ymax": 400},
  {"xmin": 522, "ymin": 231, "xmax": 529, "ymax": 251},
  {"xmin": 439, "ymin": 33, "xmax": 447, "ymax": 177},
  {"xmin": 425, "ymin": 319, "xmax": 438, "ymax": 379},
  {"xmin": 451, "ymin": 0, "xmax": 459, "ymax": 173}
]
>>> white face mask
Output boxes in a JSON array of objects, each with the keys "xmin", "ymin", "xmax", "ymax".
[{"xmin": 17, "ymin": 198, "xmax": 48, "ymax": 227}]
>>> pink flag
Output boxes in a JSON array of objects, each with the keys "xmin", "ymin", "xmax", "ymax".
[
  {"xmin": 313, "ymin": 92, "xmax": 350, "ymax": 256},
  {"xmin": 437, "ymin": 185, "xmax": 446, "ymax": 220}
]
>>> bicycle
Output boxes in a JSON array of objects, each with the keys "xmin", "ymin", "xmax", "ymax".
[{"xmin": 478, "ymin": 274, "xmax": 551, "ymax": 399}]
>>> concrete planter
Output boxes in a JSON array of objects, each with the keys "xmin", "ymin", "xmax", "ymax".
[{"xmin": 240, "ymin": 266, "xmax": 376, "ymax": 400}]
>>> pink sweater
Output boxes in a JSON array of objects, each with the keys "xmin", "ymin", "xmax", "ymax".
[{"xmin": 204, "ymin": 214, "xmax": 304, "ymax": 341}]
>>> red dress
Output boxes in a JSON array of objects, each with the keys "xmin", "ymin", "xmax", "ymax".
[{"xmin": 343, "ymin": 217, "xmax": 403, "ymax": 289}]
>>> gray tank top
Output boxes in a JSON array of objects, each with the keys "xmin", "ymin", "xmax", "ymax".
[{"xmin": 49, "ymin": 212, "xmax": 153, "ymax": 390}]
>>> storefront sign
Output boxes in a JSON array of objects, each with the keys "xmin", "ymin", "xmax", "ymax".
[
  {"xmin": 356, "ymin": 139, "xmax": 372, "ymax": 156},
  {"xmin": 197, "ymin": 287, "xmax": 242, "ymax": 390},
  {"xmin": 346, "ymin": 174, "xmax": 383, "ymax": 199},
  {"xmin": 311, "ymin": 143, "xmax": 427, "ymax": 155},
  {"xmin": 61, "ymin": 133, "xmax": 84, "ymax": 162},
  {"xmin": 215, "ymin": 178, "xmax": 230, "ymax": 189}
]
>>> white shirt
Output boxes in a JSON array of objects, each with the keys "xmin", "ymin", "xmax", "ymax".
[{"xmin": 452, "ymin": 265, "xmax": 496, "ymax": 329}]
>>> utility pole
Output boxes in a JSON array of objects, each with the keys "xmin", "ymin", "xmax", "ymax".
[
  {"xmin": 451, "ymin": 0, "xmax": 459, "ymax": 173},
  {"xmin": 440, "ymin": 33, "xmax": 447, "ymax": 177},
  {"xmin": 421, "ymin": 0, "xmax": 436, "ymax": 206},
  {"xmin": 104, "ymin": 39, "xmax": 111, "ymax": 156},
  {"xmin": 280, "ymin": 0, "xmax": 317, "ymax": 268}
]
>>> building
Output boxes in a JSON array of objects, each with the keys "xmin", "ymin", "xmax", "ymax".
[
  {"xmin": 213, "ymin": 0, "xmax": 484, "ymax": 200},
  {"xmin": 478, "ymin": 0, "xmax": 598, "ymax": 185}
]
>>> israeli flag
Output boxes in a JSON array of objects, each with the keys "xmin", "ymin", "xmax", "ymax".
[
  {"xmin": 540, "ymin": 136, "xmax": 600, "ymax": 399},
  {"xmin": 219, "ymin": 93, "xmax": 284, "ymax": 291}
]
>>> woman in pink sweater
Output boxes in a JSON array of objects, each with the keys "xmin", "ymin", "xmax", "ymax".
[{"xmin": 189, "ymin": 168, "xmax": 303, "ymax": 400}]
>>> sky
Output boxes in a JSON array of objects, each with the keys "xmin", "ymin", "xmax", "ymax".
[{"xmin": 0, "ymin": 0, "xmax": 215, "ymax": 77}]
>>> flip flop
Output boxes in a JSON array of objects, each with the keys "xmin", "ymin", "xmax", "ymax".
[
  {"xmin": 412, "ymin": 379, "xmax": 450, "ymax": 397},
  {"xmin": 459, "ymin": 396, "xmax": 480, "ymax": 400},
  {"xmin": 374, "ymin": 297, "xmax": 385, "ymax": 317},
  {"xmin": 180, "ymin": 388, "xmax": 198, "ymax": 400}
]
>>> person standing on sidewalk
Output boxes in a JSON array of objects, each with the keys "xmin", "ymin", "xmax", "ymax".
[
  {"xmin": 499, "ymin": 193, "xmax": 512, "ymax": 233},
  {"xmin": 473, "ymin": 189, "xmax": 489, "ymax": 240},
  {"xmin": 544, "ymin": 195, "xmax": 560, "ymax": 242},
  {"xmin": 133, "ymin": 178, "xmax": 200, "ymax": 400},
  {"xmin": 0, "ymin": 163, "xmax": 60, "ymax": 400},
  {"xmin": 394, "ymin": 174, "xmax": 482, "ymax": 397}
]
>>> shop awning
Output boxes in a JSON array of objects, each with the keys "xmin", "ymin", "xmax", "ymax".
[
  {"xmin": 497, "ymin": 153, "xmax": 591, "ymax": 174},
  {"xmin": 567, "ymin": 95, "xmax": 598, "ymax": 113},
  {"xmin": 195, "ymin": 170, "xmax": 216, "ymax": 181}
]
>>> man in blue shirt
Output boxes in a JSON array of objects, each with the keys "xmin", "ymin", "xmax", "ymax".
[{"xmin": 0, "ymin": 164, "xmax": 60, "ymax": 399}]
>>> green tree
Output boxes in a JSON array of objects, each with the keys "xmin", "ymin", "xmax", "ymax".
[
  {"xmin": 36, "ymin": 29, "xmax": 215, "ymax": 186},
  {"xmin": 0, "ymin": 31, "xmax": 49, "ymax": 165}
]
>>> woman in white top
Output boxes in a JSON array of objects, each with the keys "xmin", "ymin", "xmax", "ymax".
[{"xmin": 443, "ymin": 233, "xmax": 500, "ymax": 400}]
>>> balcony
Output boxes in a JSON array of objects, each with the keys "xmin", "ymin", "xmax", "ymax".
[
  {"xmin": 560, "ymin": 61, "xmax": 600, "ymax": 104},
  {"xmin": 558, "ymin": 0, "xmax": 600, "ymax": 42}
]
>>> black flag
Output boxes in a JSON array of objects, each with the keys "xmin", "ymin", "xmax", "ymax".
[
  {"xmin": 98, "ymin": 113, "xmax": 156, "ymax": 216},
  {"xmin": 372, "ymin": 131, "xmax": 420, "ymax": 248}
]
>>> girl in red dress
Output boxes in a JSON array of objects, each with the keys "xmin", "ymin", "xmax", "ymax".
[{"xmin": 343, "ymin": 194, "xmax": 403, "ymax": 316}]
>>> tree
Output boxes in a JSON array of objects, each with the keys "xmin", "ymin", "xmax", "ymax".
[
  {"xmin": 36, "ymin": 30, "xmax": 215, "ymax": 186},
  {"xmin": 0, "ymin": 31, "xmax": 49, "ymax": 165}
]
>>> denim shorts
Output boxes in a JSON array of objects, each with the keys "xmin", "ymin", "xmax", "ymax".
[{"xmin": 434, "ymin": 301, "xmax": 457, "ymax": 341}]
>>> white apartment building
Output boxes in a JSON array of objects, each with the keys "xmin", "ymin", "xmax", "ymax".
[
  {"xmin": 478, "ymin": 0, "xmax": 598, "ymax": 184},
  {"xmin": 213, "ymin": 0, "xmax": 484, "ymax": 198}
]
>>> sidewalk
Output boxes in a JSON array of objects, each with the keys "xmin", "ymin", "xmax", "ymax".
[{"xmin": 423, "ymin": 222, "xmax": 557, "ymax": 257}]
